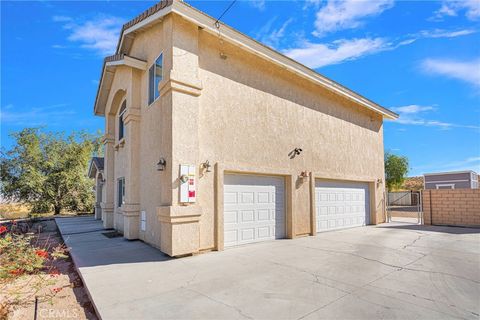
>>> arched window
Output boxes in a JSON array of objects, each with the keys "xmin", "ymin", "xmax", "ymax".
[{"xmin": 118, "ymin": 101, "xmax": 126, "ymax": 140}]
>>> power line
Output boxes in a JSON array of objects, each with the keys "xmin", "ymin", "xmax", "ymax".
[{"xmin": 214, "ymin": 0, "xmax": 237, "ymax": 28}]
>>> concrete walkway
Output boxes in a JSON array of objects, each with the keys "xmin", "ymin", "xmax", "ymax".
[{"xmin": 56, "ymin": 216, "xmax": 480, "ymax": 320}]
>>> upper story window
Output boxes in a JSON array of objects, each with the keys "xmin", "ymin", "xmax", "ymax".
[
  {"xmin": 148, "ymin": 53, "xmax": 163, "ymax": 105},
  {"xmin": 118, "ymin": 101, "xmax": 126, "ymax": 140},
  {"xmin": 117, "ymin": 177, "xmax": 125, "ymax": 207}
]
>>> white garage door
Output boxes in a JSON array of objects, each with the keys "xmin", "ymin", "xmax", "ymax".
[
  {"xmin": 224, "ymin": 174, "xmax": 285, "ymax": 247},
  {"xmin": 316, "ymin": 180, "xmax": 370, "ymax": 232}
]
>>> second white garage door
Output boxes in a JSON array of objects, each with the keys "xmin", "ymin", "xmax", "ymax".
[
  {"xmin": 224, "ymin": 174, "xmax": 285, "ymax": 247},
  {"xmin": 316, "ymin": 180, "xmax": 370, "ymax": 232}
]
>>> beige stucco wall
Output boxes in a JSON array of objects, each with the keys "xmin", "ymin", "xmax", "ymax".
[
  {"xmin": 99, "ymin": 13, "xmax": 387, "ymax": 255},
  {"xmin": 195, "ymin": 28, "xmax": 385, "ymax": 250}
]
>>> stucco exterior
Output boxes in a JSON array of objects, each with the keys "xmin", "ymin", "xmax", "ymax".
[{"xmin": 93, "ymin": 1, "xmax": 396, "ymax": 257}]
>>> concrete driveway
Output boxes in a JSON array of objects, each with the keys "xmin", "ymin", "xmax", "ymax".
[{"xmin": 56, "ymin": 217, "xmax": 480, "ymax": 320}]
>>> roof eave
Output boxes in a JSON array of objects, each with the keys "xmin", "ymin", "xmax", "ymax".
[
  {"xmin": 424, "ymin": 170, "xmax": 476, "ymax": 176},
  {"xmin": 94, "ymin": 55, "xmax": 148, "ymax": 116},
  {"xmin": 109, "ymin": 0, "xmax": 398, "ymax": 120},
  {"xmin": 169, "ymin": 1, "xmax": 399, "ymax": 120}
]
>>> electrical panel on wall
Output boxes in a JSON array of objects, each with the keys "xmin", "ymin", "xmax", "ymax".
[{"xmin": 179, "ymin": 165, "xmax": 196, "ymax": 203}]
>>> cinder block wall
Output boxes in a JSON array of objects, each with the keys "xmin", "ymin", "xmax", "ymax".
[{"xmin": 423, "ymin": 189, "xmax": 480, "ymax": 227}]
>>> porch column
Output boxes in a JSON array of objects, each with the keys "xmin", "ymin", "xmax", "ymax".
[
  {"xmin": 101, "ymin": 134, "xmax": 115, "ymax": 228},
  {"xmin": 157, "ymin": 15, "xmax": 203, "ymax": 256},
  {"xmin": 94, "ymin": 172, "xmax": 103, "ymax": 220},
  {"xmin": 122, "ymin": 70, "xmax": 142, "ymax": 240}
]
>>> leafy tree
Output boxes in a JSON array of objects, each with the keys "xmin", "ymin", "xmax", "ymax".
[
  {"xmin": 384, "ymin": 152, "xmax": 409, "ymax": 191},
  {"xmin": 0, "ymin": 128, "xmax": 102, "ymax": 215}
]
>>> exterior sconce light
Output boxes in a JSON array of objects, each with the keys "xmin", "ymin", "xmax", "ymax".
[
  {"xmin": 289, "ymin": 148, "xmax": 303, "ymax": 159},
  {"xmin": 157, "ymin": 158, "xmax": 167, "ymax": 171},
  {"xmin": 299, "ymin": 171, "xmax": 309, "ymax": 179},
  {"xmin": 201, "ymin": 160, "xmax": 212, "ymax": 173},
  {"xmin": 377, "ymin": 178, "xmax": 383, "ymax": 184}
]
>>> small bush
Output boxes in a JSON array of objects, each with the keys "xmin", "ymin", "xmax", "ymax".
[
  {"xmin": 0, "ymin": 230, "xmax": 45, "ymax": 280},
  {"xmin": 0, "ymin": 223, "xmax": 67, "ymax": 281}
]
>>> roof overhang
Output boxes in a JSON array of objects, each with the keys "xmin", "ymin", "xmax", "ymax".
[
  {"xmin": 96, "ymin": 0, "xmax": 398, "ymax": 120},
  {"xmin": 424, "ymin": 170, "xmax": 477, "ymax": 176},
  {"xmin": 88, "ymin": 157, "xmax": 105, "ymax": 179},
  {"xmin": 94, "ymin": 55, "xmax": 147, "ymax": 116}
]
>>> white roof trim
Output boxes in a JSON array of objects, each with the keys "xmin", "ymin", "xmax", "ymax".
[
  {"xmin": 106, "ymin": 56, "xmax": 148, "ymax": 71},
  {"xmin": 424, "ymin": 170, "xmax": 477, "ymax": 176},
  {"xmin": 122, "ymin": 2, "xmax": 396, "ymax": 119},
  {"xmin": 118, "ymin": 1, "xmax": 397, "ymax": 119},
  {"xmin": 94, "ymin": 55, "xmax": 147, "ymax": 115}
]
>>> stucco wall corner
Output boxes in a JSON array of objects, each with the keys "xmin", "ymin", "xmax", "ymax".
[{"xmin": 156, "ymin": 205, "xmax": 202, "ymax": 256}]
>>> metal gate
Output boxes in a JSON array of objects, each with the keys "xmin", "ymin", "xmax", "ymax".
[{"xmin": 386, "ymin": 191, "xmax": 423, "ymax": 224}]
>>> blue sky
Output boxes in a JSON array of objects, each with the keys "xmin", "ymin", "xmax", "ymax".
[{"xmin": 1, "ymin": 0, "xmax": 479, "ymax": 176}]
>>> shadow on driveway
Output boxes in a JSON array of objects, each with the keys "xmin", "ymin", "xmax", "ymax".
[{"xmin": 379, "ymin": 223, "xmax": 480, "ymax": 235}]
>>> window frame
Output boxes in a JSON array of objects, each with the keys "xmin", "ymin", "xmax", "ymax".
[
  {"xmin": 117, "ymin": 177, "xmax": 125, "ymax": 207},
  {"xmin": 118, "ymin": 100, "xmax": 127, "ymax": 141},
  {"xmin": 148, "ymin": 52, "xmax": 164, "ymax": 106},
  {"xmin": 435, "ymin": 183, "xmax": 455, "ymax": 189}
]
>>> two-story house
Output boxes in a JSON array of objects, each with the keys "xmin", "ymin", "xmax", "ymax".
[{"xmin": 92, "ymin": 0, "xmax": 398, "ymax": 257}]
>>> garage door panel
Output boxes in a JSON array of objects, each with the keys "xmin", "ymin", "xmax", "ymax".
[
  {"xmin": 257, "ymin": 209, "xmax": 270, "ymax": 221},
  {"xmin": 224, "ymin": 174, "xmax": 285, "ymax": 247},
  {"xmin": 316, "ymin": 180, "xmax": 370, "ymax": 233},
  {"xmin": 224, "ymin": 192, "xmax": 238, "ymax": 204},
  {"xmin": 224, "ymin": 211, "xmax": 238, "ymax": 224}
]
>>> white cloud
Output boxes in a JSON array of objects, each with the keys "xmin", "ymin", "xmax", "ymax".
[
  {"xmin": 284, "ymin": 37, "xmax": 388, "ymax": 68},
  {"xmin": 420, "ymin": 29, "xmax": 476, "ymax": 38},
  {"xmin": 432, "ymin": 0, "xmax": 480, "ymax": 21},
  {"xmin": 249, "ymin": 0, "xmax": 266, "ymax": 11},
  {"xmin": 313, "ymin": 0, "xmax": 394, "ymax": 36},
  {"xmin": 391, "ymin": 105, "xmax": 435, "ymax": 114},
  {"xmin": 389, "ymin": 104, "xmax": 480, "ymax": 131},
  {"xmin": 397, "ymin": 28, "xmax": 476, "ymax": 48},
  {"xmin": 256, "ymin": 17, "xmax": 294, "ymax": 48},
  {"xmin": 52, "ymin": 15, "xmax": 73, "ymax": 22},
  {"xmin": 0, "ymin": 104, "xmax": 75, "ymax": 126},
  {"xmin": 415, "ymin": 156, "xmax": 480, "ymax": 174},
  {"xmin": 53, "ymin": 15, "xmax": 123, "ymax": 55},
  {"xmin": 421, "ymin": 58, "xmax": 480, "ymax": 87},
  {"xmin": 281, "ymin": 26, "xmax": 476, "ymax": 69}
]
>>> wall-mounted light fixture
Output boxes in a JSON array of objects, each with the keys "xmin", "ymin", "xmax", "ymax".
[
  {"xmin": 299, "ymin": 170, "xmax": 309, "ymax": 180},
  {"xmin": 201, "ymin": 160, "xmax": 212, "ymax": 173},
  {"xmin": 289, "ymin": 148, "xmax": 303, "ymax": 159},
  {"xmin": 157, "ymin": 158, "xmax": 167, "ymax": 171}
]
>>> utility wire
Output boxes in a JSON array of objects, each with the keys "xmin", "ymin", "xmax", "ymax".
[{"xmin": 214, "ymin": 0, "xmax": 237, "ymax": 28}]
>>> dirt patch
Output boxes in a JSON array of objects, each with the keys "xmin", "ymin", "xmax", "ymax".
[{"xmin": 0, "ymin": 219, "xmax": 98, "ymax": 320}]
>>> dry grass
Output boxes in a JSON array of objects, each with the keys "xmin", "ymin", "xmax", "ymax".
[
  {"xmin": 0, "ymin": 203, "xmax": 89, "ymax": 221},
  {"xmin": 0, "ymin": 203, "xmax": 32, "ymax": 220}
]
